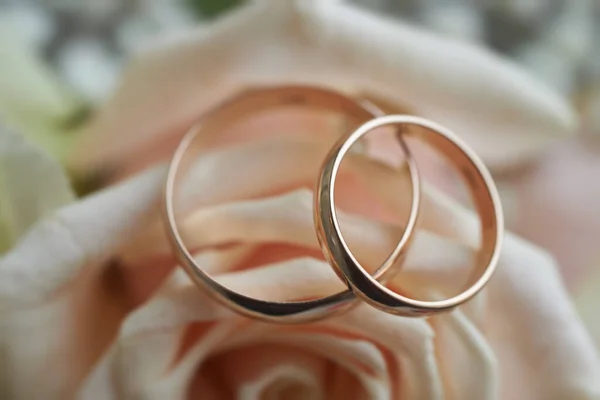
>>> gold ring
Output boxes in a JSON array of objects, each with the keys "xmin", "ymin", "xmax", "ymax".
[
  {"xmin": 163, "ymin": 86, "xmax": 421, "ymax": 323},
  {"xmin": 315, "ymin": 115, "xmax": 503, "ymax": 317}
]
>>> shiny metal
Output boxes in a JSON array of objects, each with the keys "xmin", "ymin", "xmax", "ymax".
[
  {"xmin": 315, "ymin": 115, "xmax": 503, "ymax": 317},
  {"xmin": 163, "ymin": 86, "xmax": 421, "ymax": 323}
]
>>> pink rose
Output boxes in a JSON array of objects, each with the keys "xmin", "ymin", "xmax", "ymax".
[{"xmin": 1, "ymin": 1, "xmax": 598, "ymax": 399}]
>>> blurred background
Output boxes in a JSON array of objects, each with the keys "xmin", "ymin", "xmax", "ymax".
[
  {"xmin": 0, "ymin": 0, "xmax": 599, "ymax": 342},
  {"xmin": 0, "ymin": 0, "xmax": 598, "ymax": 122}
]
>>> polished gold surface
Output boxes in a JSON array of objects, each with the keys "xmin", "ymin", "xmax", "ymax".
[
  {"xmin": 315, "ymin": 115, "xmax": 503, "ymax": 317},
  {"xmin": 163, "ymin": 86, "xmax": 421, "ymax": 323}
]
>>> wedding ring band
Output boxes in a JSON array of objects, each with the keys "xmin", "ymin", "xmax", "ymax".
[
  {"xmin": 164, "ymin": 86, "xmax": 421, "ymax": 323},
  {"xmin": 315, "ymin": 115, "xmax": 503, "ymax": 317}
]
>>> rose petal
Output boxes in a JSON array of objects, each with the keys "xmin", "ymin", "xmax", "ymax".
[
  {"xmin": 0, "ymin": 294, "xmax": 79, "ymax": 399},
  {"xmin": 0, "ymin": 168, "xmax": 164, "ymax": 399},
  {"xmin": 177, "ymin": 134, "xmax": 338, "ymax": 210},
  {"xmin": 350, "ymin": 152, "xmax": 480, "ymax": 247},
  {"xmin": 220, "ymin": 348, "xmax": 326, "ymax": 400},
  {"xmin": 0, "ymin": 167, "xmax": 163, "ymax": 303},
  {"xmin": 430, "ymin": 311, "xmax": 498, "ymax": 400},
  {"xmin": 220, "ymin": 337, "xmax": 385, "ymax": 399},
  {"xmin": 300, "ymin": 1, "xmax": 576, "ymax": 168},
  {"xmin": 81, "ymin": 266, "xmax": 435, "ymax": 400},
  {"xmin": 487, "ymin": 235, "xmax": 600, "ymax": 399},
  {"xmin": 322, "ymin": 306, "xmax": 443, "ymax": 400},
  {"xmin": 78, "ymin": 270, "xmax": 237, "ymax": 400},
  {"xmin": 507, "ymin": 139, "xmax": 600, "ymax": 288},
  {"xmin": 119, "ymin": 136, "xmax": 478, "ymax": 264},
  {"xmin": 217, "ymin": 257, "xmax": 346, "ymax": 300},
  {"xmin": 70, "ymin": 0, "xmax": 574, "ymax": 175},
  {"xmin": 114, "ymin": 109, "xmax": 343, "ymax": 183},
  {"xmin": 122, "ymin": 187, "xmax": 477, "ymax": 298}
]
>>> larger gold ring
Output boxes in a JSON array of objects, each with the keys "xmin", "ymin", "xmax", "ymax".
[
  {"xmin": 164, "ymin": 86, "xmax": 421, "ymax": 323},
  {"xmin": 315, "ymin": 115, "xmax": 503, "ymax": 317}
]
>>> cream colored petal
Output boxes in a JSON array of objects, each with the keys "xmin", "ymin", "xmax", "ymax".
[
  {"xmin": 0, "ymin": 168, "xmax": 165, "ymax": 399},
  {"xmin": 323, "ymin": 305, "xmax": 443, "ymax": 400},
  {"xmin": 310, "ymin": 0, "xmax": 576, "ymax": 168},
  {"xmin": 216, "ymin": 269, "xmax": 444, "ymax": 399},
  {"xmin": 120, "ymin": 136, "xmax": 477, "ymax": 264},
  {"xmin": 350, "ymin": 153, "xmax": 479, "ymax": 247},
  {"xmin": 192, "ymin": 345, "xmax": 330, "ymax": 399},
  {"xmin": 430, "ymin": 311, "xmax": 498, "ymax": 400},
  {"xmin": 78, "ymin": 269, "xmax": 237, "ymax": 400},
  {"xmin": 79, "ymin": 269, "xmax": 316, "ymax": 398},
  {"xmin": 217, "ymin": 257, "xmax": 345, "ymax": 299},
  {"xmin": 180, "ymin": 185, "xmax": 599, "ymax": 399},
  {"xmin": 81, "ymin": 257, "xmax": 435, "ymax": 400},
  {"xmin": 236, "ymin": 363, "xmax": 324, "ymax": 400},
  {"xmin": 0, "ymin": 167, "xmax": 163, "ymax": 303},
  {"xmin": 195, "ymin": 244, "xmax": 256, "ymax": 275},
  {"xmin": 225, "ymin": 310, "xmax": 436, "ymax": 400},
  {"xmin": 122, "ymin": 188, "xmax": 476, "ymax": 292},
  {"xmin": 384, "ymin": 167, "xmax": 600, "ymax": 398},
  {"xmin": 487, "ymin": 235, "xmax": 600, "ymax": 399},
  {"xmin": 177, "ymin": 135, "xmax": 337, "ymax": 210},
  {"xmin": 175, "ymin": 134, "xmax": 480, "ymax": 246},
  {"xmin": 0, "ymin": 125, "xmax": 74, "ymax": 253},
  {"xmin": 0, "ymin": 294, "xmax": 79, "ymax": 399},
  {"xmin": 200, "ymin": 236, "xmax": 470, "ymax": 303},
  {"xmin": 224, "ymin": 333, "xmax": 389, "ymax": 399},
  {"xmin": 361, "ymin": 184, "xmax": 600, "ymax": 399},
  {"xmin": 506, "ymin": 139, "xmax": 600, "ymax": 287},
  {"xmin": 70, "ymin": 0, "xmax": 573, "ymax": 174},
  {"xmin": 68, "ymin": 0, "xmax": 344, "ymax": 173}
]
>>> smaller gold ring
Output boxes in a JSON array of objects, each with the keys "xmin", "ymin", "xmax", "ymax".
[{"xmin": 315, "ymin": 115, "xmax": 503, "ymax": 316}]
